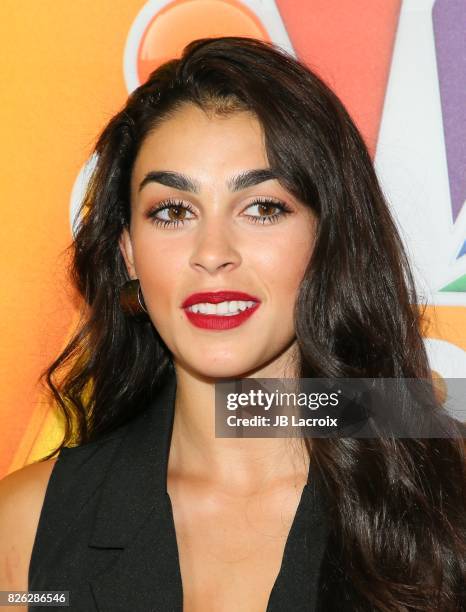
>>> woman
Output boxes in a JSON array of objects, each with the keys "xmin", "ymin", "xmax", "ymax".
[{"xmin": 0, "ymin": 37, "xmax": 464, "ymax": 611}]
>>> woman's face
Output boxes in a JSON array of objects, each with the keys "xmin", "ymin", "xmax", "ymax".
[{"xmin": 120, "ymin": 103, "xmax": 316, "ymax": 379}]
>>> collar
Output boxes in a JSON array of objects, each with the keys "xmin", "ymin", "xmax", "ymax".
[
  {"xmin": 88, "ymin": 367, "xmax": 177, "ymax": 548},
  {"xmin": 88, "ymin": 368, "xmax": 185, "ymax": 610}
]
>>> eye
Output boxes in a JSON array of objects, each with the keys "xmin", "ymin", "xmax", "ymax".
[
  {"xmin": 145, "ymin": 196, "xmax": 292, "ymax": 228},
  {"xmin": 146, "ymin": 198, "xmax": 195, "ymax": 228},
  {"xmin": 244, "ymin": 197, "xmax": 292, "ymax": 224}
]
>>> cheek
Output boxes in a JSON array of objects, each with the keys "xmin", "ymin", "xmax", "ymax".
[
  {"xmin": 131, "ymin": 234, "xmax": 185, "ymax": 310},
  {"xmin": 254, "ymin": 226, "xmax": 313, "ymax": 301}
]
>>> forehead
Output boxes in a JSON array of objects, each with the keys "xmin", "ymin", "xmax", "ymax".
[{"xmin": 131, "ymin": 104, "xmax": 268, "ymax": 187}]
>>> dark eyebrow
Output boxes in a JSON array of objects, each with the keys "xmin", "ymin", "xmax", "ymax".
[
  {"xmin": 138, "ymin": 168, "xmax": 279, "ymax": 194},
  {"xmin": 138, "ymin": 171, "xmax": 201, "ymax": 194},
  {"xmin": 227, "ymin": 169, "xmax": 278, "ymax": 191}
]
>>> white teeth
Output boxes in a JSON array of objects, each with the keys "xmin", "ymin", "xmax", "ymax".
[
  {"xmin": 217, "ymin": 301, "xmax": 230, "ymax": 314},
  {"xmin": 188, "ymin": 300, "xmax": 256, "ymax": 316}
]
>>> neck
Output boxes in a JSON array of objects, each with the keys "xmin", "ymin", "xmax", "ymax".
[{"xmin": 168, "ymin": 353, "xmax": 310, "ymax": 496}]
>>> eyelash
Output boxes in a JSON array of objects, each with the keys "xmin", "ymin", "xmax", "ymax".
[{"xmin": 146, "ymin": 197, "xmax": 292, "ymax": 229}]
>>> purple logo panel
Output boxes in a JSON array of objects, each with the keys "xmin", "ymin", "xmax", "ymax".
[{"xmin": 432, "ymin": 0, "xmax": 466, "ymax": 264}]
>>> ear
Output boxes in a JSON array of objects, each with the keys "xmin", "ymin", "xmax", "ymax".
[{"xmin": 119, "ymin": 227, "xmax": 137, "ymax": 279}]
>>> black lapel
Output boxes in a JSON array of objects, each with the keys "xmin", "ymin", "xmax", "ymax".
[{"xmin": 88, "ymin": 369, "xmax": 184, "ymax": 611}]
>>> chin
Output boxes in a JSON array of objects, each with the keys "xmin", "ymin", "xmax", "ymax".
[
  {"xmin": 200, "ymin": 365, "xmax": 254, "ymax": 381},
  {"xmin": 183, "ymin": 356, "xmax": 263, "ymax": 382}
]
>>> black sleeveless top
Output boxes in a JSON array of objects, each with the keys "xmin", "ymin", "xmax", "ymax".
[{"xmin": 28, "ymin": 371, "xmax": 330, "ymax": 611}]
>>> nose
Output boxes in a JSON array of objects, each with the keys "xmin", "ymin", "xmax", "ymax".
[{"xmin": 189, "ymin": 217, "xmax": 241, "ymax": 275}]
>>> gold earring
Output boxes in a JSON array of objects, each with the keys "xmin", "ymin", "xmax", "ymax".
[{"xmin": 119, "ymin": 279, "xmax": 148, "ymax": 318}]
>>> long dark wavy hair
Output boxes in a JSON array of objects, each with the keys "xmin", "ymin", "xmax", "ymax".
[{"xmin": 39, "ymin": 37, "xmax": 465, "ymax": 610}]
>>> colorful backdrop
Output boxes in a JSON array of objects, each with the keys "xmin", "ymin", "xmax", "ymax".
[{"xmin": 1, "ymin": 0, "xmax": 464, "ymax": 478}]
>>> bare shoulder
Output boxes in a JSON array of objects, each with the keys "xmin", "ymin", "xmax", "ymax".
[{"xmin": 0, "ymin": 458, "xmax": 57, "ymax": 592}]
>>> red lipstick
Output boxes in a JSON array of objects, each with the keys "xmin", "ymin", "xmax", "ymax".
[{"xmin": 181, "ymin": 291, "xmax": 261, "ymax": 330}]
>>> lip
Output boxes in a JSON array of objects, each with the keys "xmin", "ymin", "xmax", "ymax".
[
  {"xmin": 181, "ymin": 290, "xmax": 262, "ymax": 331},
  {"xmin": 181, "ymin": 291, "xmax": 261, "ymax": 309}
]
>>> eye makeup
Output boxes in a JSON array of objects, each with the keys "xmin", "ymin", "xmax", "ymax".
[{"xmin": 144, "ymin": 196, "xmax": 293, "ymax": 229}]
